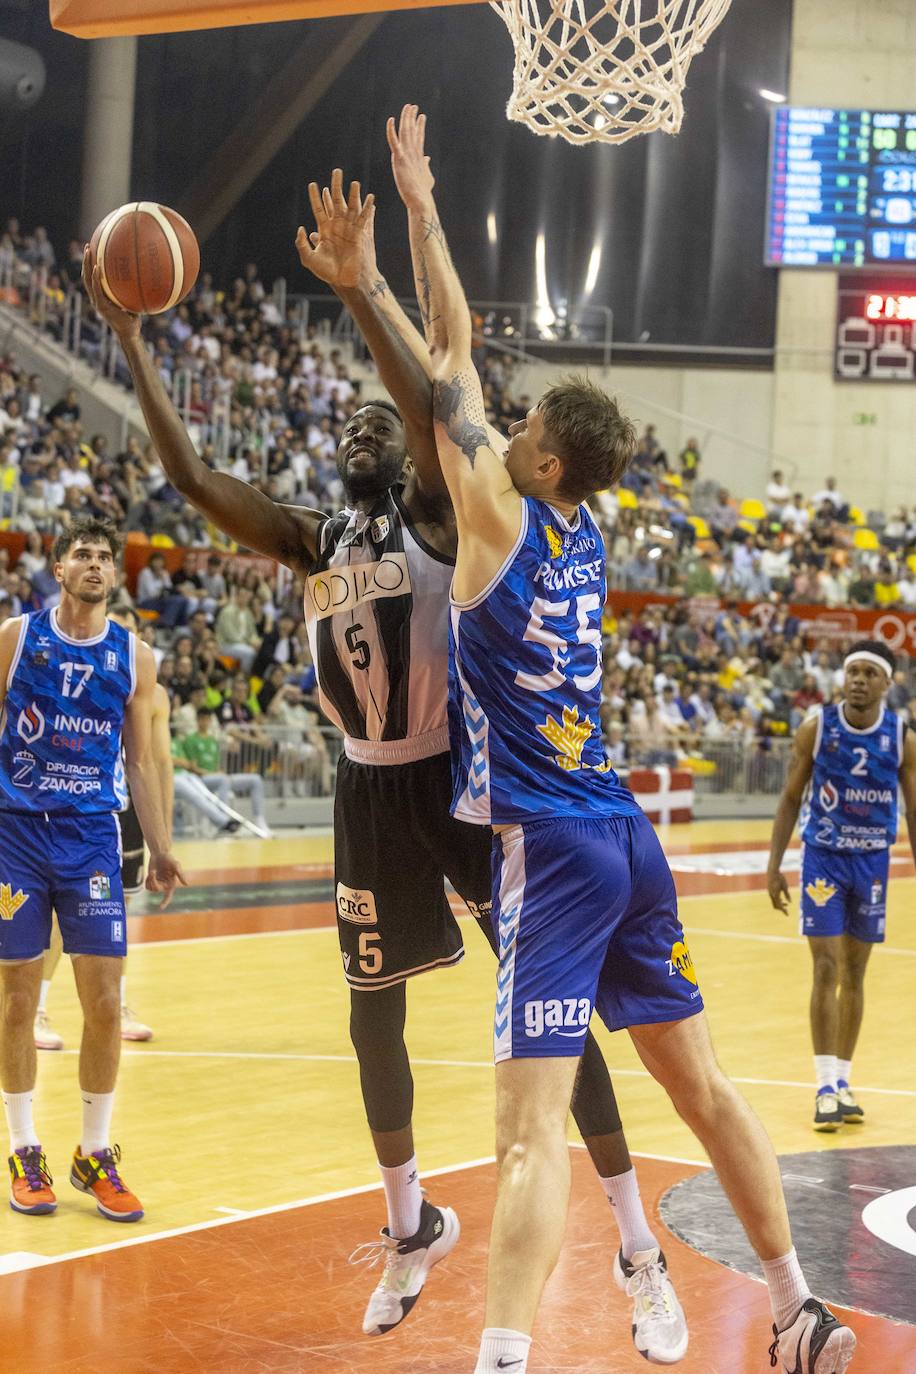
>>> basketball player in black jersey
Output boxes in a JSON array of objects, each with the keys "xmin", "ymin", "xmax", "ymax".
[{"xmin": 84, "ymin": 189, "xmax": 687, "ymax": 1361}]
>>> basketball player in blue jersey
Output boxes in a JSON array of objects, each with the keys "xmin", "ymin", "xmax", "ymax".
[
  {"xmin": 0, "ymin": 519, "xmax": 185, "ymax": 1222},
  {"xmin": 388, "ymin": 103, "xmax": 856, "ymax": 1374},
  {"xmin": 86, "ymin": 198, "xmax": 686, "ymax": 1361},
  {"xmin": 768, "ymin": 639, "xmax": 916, "ymax": 1132}
]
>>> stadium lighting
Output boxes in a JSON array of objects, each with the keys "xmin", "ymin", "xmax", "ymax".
[
  {"xmin": 759, "ymin": 88, "xmax": 786, "ymax": 103},
  {"xmin": 487, "ymin": 212, "xmax": 498, "ymax": 245},
  {"xmin": 534, "ymin": 232, "xmax": 556, "ymax": 333},
  {"xmin": 584, "ymin": 242, "xmax": 602, "ymax": 295}
]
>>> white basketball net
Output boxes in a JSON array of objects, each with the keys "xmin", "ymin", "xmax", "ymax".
[{"xmin": 489, "ymin": 0, "xmax": 733, "ymax": 146}]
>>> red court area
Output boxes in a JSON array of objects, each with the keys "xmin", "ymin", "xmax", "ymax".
[{"xmin": 4, "ymin": 1152, "xmax": 911, "ymax": 1373}]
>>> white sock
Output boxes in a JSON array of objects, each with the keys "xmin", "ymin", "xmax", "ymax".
[
  {"xmin": 601, "ymin": 1167, "xmax": 658, "ymax": 1259},
  {"xmin": 37, "ymin": 980, "xmax": 51, "ymax": 1015},
  {"xmin": 379, "ymin": 1154, "xmax": 422, "ymax": 1239},
  {"xmin": 836, "ymin": 1058, "xmax": 852, "ymax": 1088},
  {"xmin": 80, "ymin": 1091, "xmax": 116, "ymax": 1157},
  {"xmin": 761, "ymin": 1247, "xmax": 812, "ymax": 1330},
  {"xmin": 3, "ymin": 1090, "xmax": 38, "ymax": 1151},
  {"xmin": 474, "ymin": 1329, "xmax": 532, "ymax": 1374},
  {"xmin": 814, "ymin": 1054, "xmax": 837, "ymax": 1093},
  {"xmin": 120, "ymin": 975, "xmax": 127, "ymax": 1006}
]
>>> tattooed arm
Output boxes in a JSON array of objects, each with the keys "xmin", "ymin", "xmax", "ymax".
[{"xmin": 388, "ymin": 105, "xmax": 519, "ymax": 595}]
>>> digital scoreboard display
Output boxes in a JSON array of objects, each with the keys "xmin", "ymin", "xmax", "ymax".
[
  {"xmin": 766, "ymin": 107, "xmax": 916, "ymax": 267},
  {"xmin": 835, "ymin": 277, "xmax": 916, "ymax": 381}
]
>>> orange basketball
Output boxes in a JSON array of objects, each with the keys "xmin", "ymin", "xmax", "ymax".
[{"xmin": 89, "ymin": 202, "xmax": 200, "ymax": 315}]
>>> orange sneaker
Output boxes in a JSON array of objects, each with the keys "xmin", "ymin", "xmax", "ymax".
[
  {"xmin": 70, "ymin": 1144, "xmax": 144, "ymax": 1222},
  {"xmin": 9, "ymin": 1146, "xmax": 57, "ymax": 1215}
]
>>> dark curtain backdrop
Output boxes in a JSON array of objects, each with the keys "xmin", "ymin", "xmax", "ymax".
[{"xmin": 0, "ymin": 0, "xmax": 791, "ymax": 347}]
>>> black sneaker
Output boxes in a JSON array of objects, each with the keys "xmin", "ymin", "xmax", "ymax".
[
  {"xmin": 349, "ymin": 1197, "xmax": 460, "ymax": 1336},
  {"xmin": 769, "ymin": 1297, "xmax": 856, "ymax": 1372},
  {"xmin": 837, "ymin": 1085, "xmax": 864, "ymax": 1125},
  {"xmin": 813, "ymin": 1089, "xmax": 842, "ymax": 1133}
]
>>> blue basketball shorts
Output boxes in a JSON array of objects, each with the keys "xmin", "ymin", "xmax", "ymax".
[
  {"xmin": 0, "ymin": 811, "xmax": 127, "ymax": 961},
  {"xmin": 489, "ymin": 812, "xmax": 704, "ymax": 1062},
  {"xmin": 799, "ymin": 844, "xmax": 889, "ymax": 944}
]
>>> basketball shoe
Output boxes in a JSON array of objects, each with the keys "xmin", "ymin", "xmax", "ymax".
[
  {"xmin": 120, "ymin": 1005, "xmax": 153, "ymax": 1042},
  {"xmin": 836, "ymin": 1085, "xmax": 864, "ymax": 1125},
  {"xmin": 769, "ymin": 1298, "xmax": 856, "ymax": 1373},
  {"xmin": 70, "ymin": 1143, "xmax": 144, "ymax": 1222},
  {"xmin": 350, "ymin": 1198, "xmax": 460, "ymax": 1335},
  {"xmin": 34, "ymin": 1010, "xmax": 64, "ymax": 1051},
  {"xmin": 9, "ymin": 1146, "xmax": 56, "ymax": 1215},
  {"xmin": 813, "ymin": 1089, "xmax": 843, "ymax": 1132},
  {"xmin": 613, "ymin": 1246, "xmax": 689, "ymax": 1364}
]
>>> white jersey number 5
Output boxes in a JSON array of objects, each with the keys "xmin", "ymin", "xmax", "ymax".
[{"xmin": 515, "ymin": 594, "xmax": 602, "ymax": 695}]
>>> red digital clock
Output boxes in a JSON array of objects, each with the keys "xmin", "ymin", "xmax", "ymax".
[
  {"xmin": 836, "ymin": 276, "xmax": 916, "ymax": 380},
  {"xmin": 865, "ymin": 293, "xmax": 916, "ymax": 321}
]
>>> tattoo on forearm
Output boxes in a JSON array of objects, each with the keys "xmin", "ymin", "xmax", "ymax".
[
  {"xmin": 421, "ymin": 218, "xmax": 452, "ymax": 265},
  {"xmin": 417, "ymin": 252, "xmax": 441, "ymax": 332},
  {"xmin": 369, "ymin": 278, "xmax": 388, "ymax": 300},
  {"xmin": 433, "ymin": 373, "xmax": 488, "ymax": 467}
]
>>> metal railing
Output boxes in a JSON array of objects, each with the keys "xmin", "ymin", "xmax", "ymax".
[{"xmin": 688, "ymin": 737, "xmax": 794, "ymax": 797}]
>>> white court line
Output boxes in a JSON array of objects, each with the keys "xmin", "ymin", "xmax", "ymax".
[
  {"xmin": 685, "ymin": 925, "xmax": 916, "ymax": 957},
  {"xmin": 68, "ymin": 1047, "xmax": 916, "ymax": 1100},
  {"xmin": 0, "ymin": 1147, "xmax": 702, "ymax": 1277}
]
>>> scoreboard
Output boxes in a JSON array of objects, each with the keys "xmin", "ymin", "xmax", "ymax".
[
  {"xmin": 835, "ymin": 277, "xmax": 916, "ymax": 381},
  {"xmin": 766, "ymin": 107, "xmax": 916, "ymax": 267}
]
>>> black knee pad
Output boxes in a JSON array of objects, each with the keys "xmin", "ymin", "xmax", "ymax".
[
  {"xmin": 349, "ymin": 984, "xmax": 414, "ymax": 1134},
  {"xmin": 569, "ymin": 1030, "xmax": 623, "ymax": 1138}
]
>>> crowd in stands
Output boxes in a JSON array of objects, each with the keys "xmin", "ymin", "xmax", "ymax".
[{"xmin": 3, "ymin": 213, "xmax": 916, "ymax": 788}]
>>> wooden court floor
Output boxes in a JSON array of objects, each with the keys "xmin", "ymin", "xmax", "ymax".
[{"xmin": 1, "ymin": 820, "xmax": 914, "ymax": 1372}]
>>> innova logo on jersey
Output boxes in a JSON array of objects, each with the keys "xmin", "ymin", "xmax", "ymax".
[
  {"xmin": 308, "ymin": 553, "xmax": 410, "ymax": 621},
  {"xmin": 17, "ymin": 702, "xmax": 45, "ymax": 745},
  {"xmin": 335, "ymin": 883, "xmax": 378, "ymax": 925},
  {"xmin": 524, "ymin": 998, "xmax": 591, "ymax": 1038},
  {"xmin": 819, "ymin": 780, "xmax": 839, "ymax": 813}
]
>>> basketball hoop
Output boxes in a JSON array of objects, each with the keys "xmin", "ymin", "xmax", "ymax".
[{"xmin": 489, "ymin": 0, "xmax": 732, "ymax": 146}]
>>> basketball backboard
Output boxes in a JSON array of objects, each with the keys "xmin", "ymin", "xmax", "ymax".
[{"xmin": 50, "ymin": 0, "xmax": 488, "ymax": 39}]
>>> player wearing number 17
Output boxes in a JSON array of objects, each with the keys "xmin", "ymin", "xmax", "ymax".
[
  {"xmin": 389, "ymin": 103, "xmax": 857, "ymax": 1374},
  {"xmin": 0, "ymin": 521, "xmax": 185, "ymax": 1221}
]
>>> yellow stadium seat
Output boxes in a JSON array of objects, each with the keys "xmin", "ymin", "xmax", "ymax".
[
  {"xmin": 853, "ymin": 528, "xmax": 880, "ymax": 552},
  {"xmin": 849, "ymin": 506, "xmax": 865, "ymax": 527},
  {"xmin": 688, "ymin": 515, "xmax": 710, "ymax": 539},
  {"xmin": 664, "ymin": 472, "xmax": 682, "ymax": 489},
  {"xmin": 150, "ymin": 534, "xmax": 175, "ymax": 548},
  {"xmin": 908, "ymin": 553, "xmax": 916, "ymax": 576},
  {"xmin": 739, "ymin": 498, "xmax": 766, "ymax": 521},
  {"xmin": 617, "ymin": 488, "xmax": 638, "ymax": 510},
  {"xmin": 737, "ymin": 519, "xmax": 757, "ymax": 534}
]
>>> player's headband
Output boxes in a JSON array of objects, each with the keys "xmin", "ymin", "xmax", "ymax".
[{"xmin": 843, "ymin": 650, "xmax": 893, "ymax": 679}]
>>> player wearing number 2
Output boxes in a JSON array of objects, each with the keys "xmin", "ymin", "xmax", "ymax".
[
  {"xmin": 768, "ymin": 640, "xmax": 916, "ymax": 1132},
  {"xmin": 387, "ymin": 101, "xmax": 857, "ymax": 1374}
]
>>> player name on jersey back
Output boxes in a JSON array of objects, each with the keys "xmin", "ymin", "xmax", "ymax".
[
  {"xmin": 0, "ymin": 609, "xmax": 134, "ymax": 814},
  {"xmin": 449, "ymin": 497, "xmax": 642, "ymax": 826},
  {"xmin": 802, "ymin": 702, "xmax": 903, "ymax": 852}
]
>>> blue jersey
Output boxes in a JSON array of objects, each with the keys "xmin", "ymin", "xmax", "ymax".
[
  {"xmin": 0, "ymin": 609, "xmax": 135, "ymax": 815},
  {"xmin": 449, "ymin": 497, "xmax": 641, "ymax": 825},
  {"xmin": 801, "ymin": 702, "xmax": 903, "ymax": 853}
]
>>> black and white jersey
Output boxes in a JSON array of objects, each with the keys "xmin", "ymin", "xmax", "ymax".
[{"xmin": 303, "ymin": 488, "xmax": 454, "ymax": 761}]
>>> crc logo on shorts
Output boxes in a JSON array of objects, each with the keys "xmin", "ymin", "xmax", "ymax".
[
  {"xmin": 307, "ymin": 553, "xmax": 409, "ymax": 621},
  {"xmin": 336, "ymin": 883, "xmax": 378, "ymax": 925},
  {"xmin": 805, "ymin": 878, "xmax": 836, "ymax": 908},
  {"xmin": 524, "ymin": 998, "xmax": 591, "ymax": 1039},
  {"xmin": 11, "ymin": 750, "xmax": 36, "ymax": 788},
  {"xmin": 89, "ymin": 872, "xmax": 111, "ymax": 902},
  {"xmin": 819, "ymin": 781, "xmax": 839, "ymax": 813},
  {"xmin": 17, "ymin": 701, "xmax": 45, "ymax": 745},
  {"xmin": 667, "ymin": 939, "xmax": 697, "ymax": 986},
  {"xmin": 0, "ymin": 884, "xmax": 29, "ymax": 921}
]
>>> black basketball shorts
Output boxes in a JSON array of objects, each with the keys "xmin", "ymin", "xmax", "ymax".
[
  {"xmin": 118, "ymin": 798, "xmax": 145, "ymax": 897},
  {"xmin": 334, "ymin": 749, "xmax": 493, "ymax": 992}
]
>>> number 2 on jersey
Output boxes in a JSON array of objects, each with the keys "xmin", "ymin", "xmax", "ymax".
[
  {"xmin": 850, "ymin": 746, "xmax": 869, "ymax": 777},
  {"xmin": 59, "ymin": 662, "xmax": 94, "ymax": 698},
  {"xmin": 515, "ymin": 594, "xmax": 601, "ymax": 694}
]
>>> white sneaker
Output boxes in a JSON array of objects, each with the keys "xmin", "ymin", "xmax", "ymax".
[
  {"xmin": 350, "ymin": 1198, "xmax": 460, "ymax": 1336},
  {"xmin": 120, "ymin": 1005, "xmax": 153, "ymax": 1042},
  {"xmin": 613, "ymin": 1246, "xmax": 688, "ymax": 1364},
  {"xmin": 769, "ymin": 1299, "xmax": 856, "ymax": 1373},
  {"xmin": 34, "ymin": 1010, "xmax": 64, "ymax": 1051}
]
